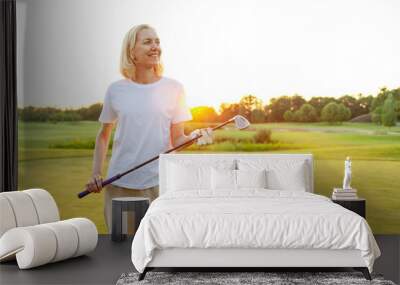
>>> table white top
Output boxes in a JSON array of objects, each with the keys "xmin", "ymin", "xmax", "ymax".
[
  {"xmin": 112, "ymin": 197, "xmax": 149, "ymax": 202},
  {"xmin": 332, "ymin": 198, "xmax": 366, "ymax": 201}
]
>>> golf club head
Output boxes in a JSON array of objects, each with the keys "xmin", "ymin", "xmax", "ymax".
[{"xmin": 233, "ymin": 115, "xmax": 250, "ymax": 130}]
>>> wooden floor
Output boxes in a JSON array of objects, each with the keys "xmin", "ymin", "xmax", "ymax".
[{"xmin": 0, "ymin": 235, "xmax": 399, "ymax": 285}]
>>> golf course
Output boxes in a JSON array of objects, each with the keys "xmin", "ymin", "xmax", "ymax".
[{"xmin": 18, "ymin": 120, "xmax": 400, "ymax": 234}]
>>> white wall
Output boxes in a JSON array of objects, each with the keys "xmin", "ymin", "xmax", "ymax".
[{"xmin": 16, "ymin": 0, "xmax": 122, "ymax": 108}]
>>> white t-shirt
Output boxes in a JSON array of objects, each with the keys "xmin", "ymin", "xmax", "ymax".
[{"xmin": 98, "ymin": 77, "xmax": 192, "ymax": 189}]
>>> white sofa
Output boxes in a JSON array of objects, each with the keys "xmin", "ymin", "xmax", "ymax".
[{"xmin": 0, "ymin": 189, "xmax": 98, "ymax": 269}]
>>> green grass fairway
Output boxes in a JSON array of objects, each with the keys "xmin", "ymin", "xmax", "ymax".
[
  {"xmin": 19, "ymin": 156, "xmax": 109, "ymax": 233},
  {"xmin": 18, "ymin": 121, "xmax": 400, "ymax": 234}
]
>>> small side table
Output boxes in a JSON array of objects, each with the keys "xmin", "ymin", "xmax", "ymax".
[
  {"xmin": 332, "ymin": 198, "xmax": 366, "ymax": 218},
  {"xmin": 112, "ymin": 197, "xmax": 149, "ymax": 242}
]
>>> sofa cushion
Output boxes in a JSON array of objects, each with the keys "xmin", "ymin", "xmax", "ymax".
[
  {"xmin": 0, "ymin": 196, "xmax": 17, "ymax": 237},
  {"xmin": 0, "ymin": 189, "xmax": 60, "ymax": 239},
  {"xmin": 0, "ymin": 225, "xmax": 57, "ymax": 269},
  {"xmin": 0, "ymin": 218, "xmax": 97, "ymax": 269},
  {"xmin": 0, "ymin": 192, "xmax": 39, "ymax": 227},
  {"xmin": 0, "ymin": 189, "xmax": 98, "ymax": 269},
  {"xmin": 24, "ymin": 189, "xmax": 60, "ymax": 224},
  {"xmin": 42, "ymin": 221, "xmax": 79, "ymax": 262}
]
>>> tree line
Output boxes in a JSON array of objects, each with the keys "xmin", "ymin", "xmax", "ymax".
[
  {"xmin": 18, "ymin": 103, "xmax": 102, "ymax": 122},
  {"xmin": 18, "ymin": 87, "xmax": 399, "ymax": 126},
  {"xmin": 194, "ymin": 87, "xmax": 399, "ymax": 126}
]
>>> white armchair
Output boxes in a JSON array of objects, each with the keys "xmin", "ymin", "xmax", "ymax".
[{"xmin": 0, "ymin": 189, "xmax": 98, "ymax": 269}]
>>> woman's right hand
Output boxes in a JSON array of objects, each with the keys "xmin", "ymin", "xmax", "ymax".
[{"xmin": 86, "ymin": 174, "xmax": 103, "ymax": 193}]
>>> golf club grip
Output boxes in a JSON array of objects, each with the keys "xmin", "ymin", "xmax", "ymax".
[
  {"xmin": 77, "ymin": 176, "xmax": 120, "ymax": 199},
  {"xmin": 78, "ymin": 190, "xmax": 90, "ymax": 199}
]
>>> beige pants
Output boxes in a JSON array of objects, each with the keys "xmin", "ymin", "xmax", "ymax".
[{"xmin": 104, "ymin": 184, "xmax": 159, "ymax": 235}]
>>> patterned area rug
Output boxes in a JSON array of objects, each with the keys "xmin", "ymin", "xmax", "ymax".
[{"xmin": 116, "ymin": 271, "xmax": 396, "ymax": 285}]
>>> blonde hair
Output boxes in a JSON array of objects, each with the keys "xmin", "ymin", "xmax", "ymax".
[{"xmin": 120, "ymin": 24, "xmax": 164, "ymax": 80}]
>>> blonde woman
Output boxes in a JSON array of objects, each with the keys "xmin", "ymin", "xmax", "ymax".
[{"xmin": 86, "ymin": 24, "xmax": 212, "ymax": 234}]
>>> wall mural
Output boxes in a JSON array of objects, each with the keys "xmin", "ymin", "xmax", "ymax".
[{"xmin": 17, "ymin": 0, "xmax": 400, "ymax": 234}]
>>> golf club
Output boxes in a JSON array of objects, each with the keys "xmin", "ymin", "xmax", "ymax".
[{"xmin": 77, "ymin": 115, "xmax": 250, "ymax": 198}]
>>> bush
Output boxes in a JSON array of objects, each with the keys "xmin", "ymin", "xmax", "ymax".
[
  {"xmin": 213, "ymin": 135, "xmax": 252, "ymax": 144},
  {"xmin": 321, "ymin": 102, "xmax": 351, "ymax": 123},
  {"xmin": 381, "ymin": 94, "xmax": 397, "ymax": 127},
  {"xmin": 371, "ymin": 106, "xmax": 382, "ymax": 124},
  {"xmin": 253, "ymin": 129, "xmax": 272, "ymax": 144},
  {"xmin": 250, "ymin": 109, "xmax": 265, "ymax": 123},
  {"xmin": 296, "ymin": 104, "xmax": 318, "ymax": 122},
  {"xmin": 283, "ymin": 110, "xmax": 295, "ymax": 122},
  {"xmin": 283, "ymin": 105, "xmax": 318, "ymax": 122},
  {"xmin": 339, "ymin": 103, "xmax": 352, "ymax": 121}
]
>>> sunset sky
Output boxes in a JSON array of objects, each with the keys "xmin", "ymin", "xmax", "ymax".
[{"xmin": 17, "ymin": 0, "xmax": 400, "ymax": 111}]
